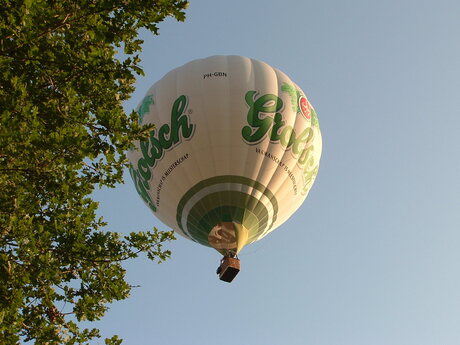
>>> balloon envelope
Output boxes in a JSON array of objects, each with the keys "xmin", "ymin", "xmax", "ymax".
[{"xmin": 128, "ymin": 55, "xmax": 321, "ymax": 255}]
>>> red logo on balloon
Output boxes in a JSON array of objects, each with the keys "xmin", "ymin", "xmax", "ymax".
[{"xmin": 299, "ymin": 96, "xmax": 311, "ymax": 119}]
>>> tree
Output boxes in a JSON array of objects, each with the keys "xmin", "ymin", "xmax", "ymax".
[{"xmin": 0, "ymin": 1, "xmax": 188, "ymax": 343}]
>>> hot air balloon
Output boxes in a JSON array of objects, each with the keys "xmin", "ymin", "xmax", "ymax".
[{"xmin": 128, "ymin": 55, "xmax": 321, "ymax": 282}]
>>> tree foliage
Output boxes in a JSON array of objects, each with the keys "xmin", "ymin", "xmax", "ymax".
[{"xmin": 0, "ymin": 0, "xmax": 187, "ymax": 343}]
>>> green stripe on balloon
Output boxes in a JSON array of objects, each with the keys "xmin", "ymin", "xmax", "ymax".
[
  {"xmin": 176, "ymin": 176, "xmax": 278, "ymax": 245},
  {"xmin": 184, "ymin": 191, "xmax": 269, "ymax": 246}
]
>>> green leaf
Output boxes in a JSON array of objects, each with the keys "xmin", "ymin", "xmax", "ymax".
[{"xmin": 0, "ymin": 0, "xmax": 186, "ymax": 343}]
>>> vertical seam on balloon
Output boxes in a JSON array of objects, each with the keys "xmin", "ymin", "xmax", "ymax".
[
  {"xmin": 263, "ymin": 71, "xmax": 302, "ymax": 233},
  {"xmin": 249, "ymin": 60, "xmax": 282, "ymax": 234}
]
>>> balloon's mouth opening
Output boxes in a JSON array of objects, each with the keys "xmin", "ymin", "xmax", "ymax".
[{"xmin": 208, "ymin": 221, "xmax": 249, "ymax": 256}]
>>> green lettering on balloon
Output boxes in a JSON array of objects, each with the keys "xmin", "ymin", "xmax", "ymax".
[
  {"xmin": 242, "ymin": 89, "xmax": 316, "ymax": 168},
  {"xmin": 158, "ymin": 126, "xmax": 172, "ymax": 150},
  {"xmin": 137, "ymin": 158, "xmax": 151, "ymax": 181},
  {"xmin": 171, "ymin": 95, "xmax": 194, "ymax": 143},
  {"xmin": 242, "ymin": 91, "xmax": 282, "ymax": 143},
  {"xmin": 279, "ymin": 126, "xmax": 293, "ymax": 147},
  {"xmin": 129, "ymin": 166, "xmax": 156, "ymax": 212},
  {"xmin": 130, "ymin": 94, "xmax": 194, "ymax": 212},
  {"xmin": 270, "ymin": 113, "xmax": 285, "ymax": 141}
]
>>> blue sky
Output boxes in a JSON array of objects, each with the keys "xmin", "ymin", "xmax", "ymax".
[{"xmin": 91, "ymin": 1, "xmax": 460, "ymax": 344}]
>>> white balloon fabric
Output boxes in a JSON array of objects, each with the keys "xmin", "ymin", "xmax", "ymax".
[{"xmin": 128, "ymin": 55, "xmax": 322, "ymax": 255}]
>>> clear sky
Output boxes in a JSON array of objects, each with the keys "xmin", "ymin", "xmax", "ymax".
[{"xmin": 90, "ymin": 1, "xmax": 460, "ymax": 344}]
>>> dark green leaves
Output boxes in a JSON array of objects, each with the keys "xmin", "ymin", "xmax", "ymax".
[{"xmin": 0, "ymin": 0, "xmax": 187, "ymax": 343}]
